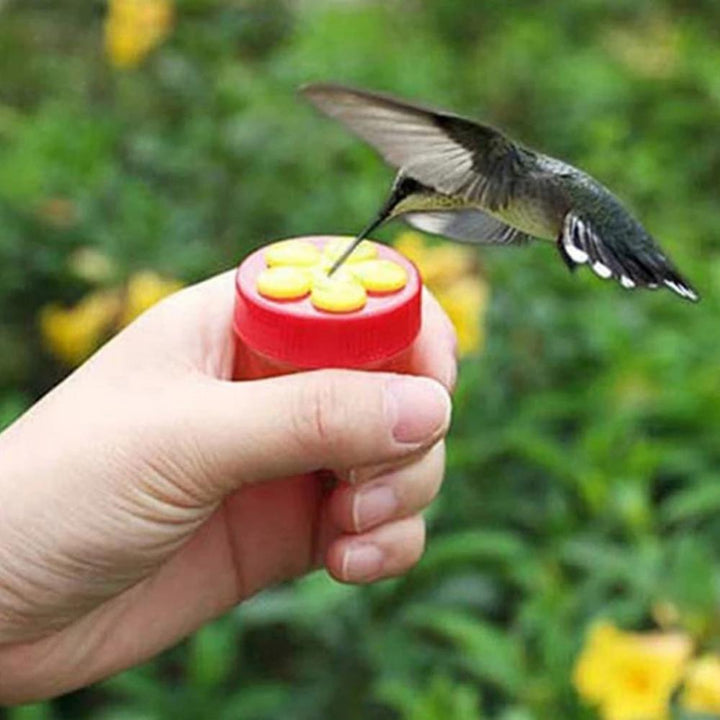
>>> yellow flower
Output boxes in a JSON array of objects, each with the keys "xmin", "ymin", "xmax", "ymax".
[
  {"xmin": 681, "ymin": 654, "xmax": 720, "ymax": 715},
  {"xmin": 393, "ymin": 231, "xmax": 488, "ymax": 356},
  {"xmin": 120, "ymin": 270, "xmax": 183, "ymax": 326},
  {"xmin": 434, "ymin": 277, "xmax": 489, "ymax": 357},
  {"xmin": 41, "ymin": 270, "xmax": 183, "ymax": 366},
  {"xmin": 41, "ymin": 290, "xmax": 122, "ymax": 366},
  {"xmin": 573, "ymin": 621, "xmax": 692, "ymax": 720},
  {"xmin": 105, "ymin": 0, "xmax": 174, "ymax": 69},
  {"xmin": 393, "ymin": 231, "xmax": 476, "ymax": 287}
]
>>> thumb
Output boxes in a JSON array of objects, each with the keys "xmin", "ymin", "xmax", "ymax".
[{"xmin": 179, "ymin": 369, "xmax": 451, "ymax": 498}]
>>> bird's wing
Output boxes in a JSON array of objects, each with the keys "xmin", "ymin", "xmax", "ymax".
[
  {"xmin": 560, "ymin": 211, "xmax": 699, "ymax": 301},
  {"xmin": 404, "ymin": 210, "xmax": 530, "ymax": 245},
  {"xmin": 301, "ymin": 83, "xmax": 527, "ymax": 211}
]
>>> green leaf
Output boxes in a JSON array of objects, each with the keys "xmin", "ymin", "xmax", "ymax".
[
  {"xmin": 419, "ymin": 530, "xmax": 530, "ymax": 577},
  {"xmin": 403, "ymin": 606, "xmax": 525, "ymax": 693},
  {"xmin": 7, "ymin": 704, "xmax": 55, "ymax": 720},
  {"xmin": 376, "ymin": 674, "xmax": 484, "ymax": 720},
  {"xmin": 218, "ymin": 684, "xmax": 291, "ymax": 720},
  {"xmin": 0, "ymin": 391, "xmax": 27, "ymax": 430},
  {"xmin": 99, "ymin": 666, "xmax": 164, "ymax": 705},
  {"xmin": 661, "ymin": 478, "xmax": 720, "ymax": 524},
  {"xmin": 237, "ymin": 571, "xmax": 357, "ymax": 627},
  {"xmin": 187, "ymin": 617, "xmax": 238, "ymax": 690}
]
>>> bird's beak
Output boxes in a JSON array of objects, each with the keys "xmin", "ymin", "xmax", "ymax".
[{"xmin": 327, "ymin": 184, "xmax": 404, "ymax": 276}]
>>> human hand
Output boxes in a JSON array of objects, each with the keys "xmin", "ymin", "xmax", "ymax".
[{"xmin": 0, "ymin": 268, "xmax": 456, "ymax": 703}]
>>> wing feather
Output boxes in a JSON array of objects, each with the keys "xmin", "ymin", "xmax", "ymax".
[
  {"xmin": 301, "ymin": 83, "xmax": 527, "ymax": 210},
  {"xmin": 404, "ymin": 210, "xmax": 530, "ymax": 245}
]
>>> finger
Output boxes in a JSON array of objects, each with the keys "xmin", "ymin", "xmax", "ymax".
[
  {"xmin": 175, "ymin": 370, "xmax": 451, "ymax": 502},
  {"xmin": 329, "ymin": 441, "xmax": 445, "ymax": 533},
  {"xmin": 133, "ymin": 276, "xmax": 457, "ymax": 388},
  {"xmin": 325, "ymin": 515, "xmax": 426, "ymax": 584},
  {"xmin": 407, "ymin": 289, "xmax": 458, "ymax": 391},
  {"xmin": 100, "ymin": 270, "xmax": 238, "ymax": 375}
]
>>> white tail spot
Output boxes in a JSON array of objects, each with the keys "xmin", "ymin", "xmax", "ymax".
[
  {"xmin": 592, "ymin": 262, "xmax": 612, "ymax": 279},
  {"xmin": 664, "ymin": 279, "xmax": 698, "ymax": 301},
  {"xmin": 564, "ymin": 241, "xmax": 588, "ymax": 264}
]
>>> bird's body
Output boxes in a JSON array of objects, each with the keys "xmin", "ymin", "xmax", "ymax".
[{"xmin": 301, "ymin": 83, "xmax": 698, "ymax": 301}]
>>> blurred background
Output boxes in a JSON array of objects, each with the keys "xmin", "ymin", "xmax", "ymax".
[{"xmin": 2, "ymin": 1, "xmax": 720, "ymax": 718}]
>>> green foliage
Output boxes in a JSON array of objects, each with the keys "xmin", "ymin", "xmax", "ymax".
[
  {"xmin": 2, "ymin": 0, "xmax": 720, "ymax": 718},
  {"xmin": 377, "ymin": 674, "xmax": 484, "ymax": 720},
  {"xmin": 6, "ymin": 704, "xmax": 55, "ymax": 720}
]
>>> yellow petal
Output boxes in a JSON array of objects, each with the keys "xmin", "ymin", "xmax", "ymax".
[
  {"xmin": 323, "ymin": 238, "xmax": 378, "ymax": 264},
  {"xmin": 257, "ymin": 266, "xmax": 312, "ymax": 300},
  {"xmin": 350, "ymin": 259, "xmax": 407, "ymax": 293},
  {"xmin": 434, "ymin": 277, "xmax": 489, "ymax": 357},
  {"xmin": 105, "ymin": 0, "xmax": 174, "ymax": 69},
  {"xmin": 681, "ymin": 654, "xmax": 720, "ymax": 715},
  {"xmin": 573, "ymin": 621, "xmax": 692, "ymax": 720},
  {"xmin": 40, "ymin": 290, "xmax": 122, "ymax": 366},
  {"xmin": 393, "ymin": 231, "xmax": 475, "ymax": 289},
  {"xmin": 573, "ymin": 622, "xmax": 624, "ymax": 702},
  {"xmin": 392, "ymin": 231, "xmax": 428, "ymax": 266},
  {"xmin": 311, "ymin": 276, "xmax": 367, "ymax": 313},
  {"xmin": 121, "ymin": 270, "xmax": 183, "ymax": 325},
  {"xmin": 264, "ymin": 240, "xmax": 322, "ymax": 268}
]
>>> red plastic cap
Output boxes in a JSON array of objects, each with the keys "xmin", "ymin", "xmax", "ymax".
[{"xmin": 233, "ymin": 236, "xmax": 422, "ymax": 369}]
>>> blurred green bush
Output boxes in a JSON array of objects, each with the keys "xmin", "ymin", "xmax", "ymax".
[{"xmin": 1, "ymin": 1, "xmax": 720, "ymax": 718}]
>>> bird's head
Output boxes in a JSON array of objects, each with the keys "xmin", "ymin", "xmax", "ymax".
[{"xmin": 384, "ymin": 173, "xmax": 439, "ymax": 217}]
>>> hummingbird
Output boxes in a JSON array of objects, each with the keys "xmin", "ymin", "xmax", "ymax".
[{"xmin": 301, "ymin": 83, "xmax": 699, "ymax": 302}]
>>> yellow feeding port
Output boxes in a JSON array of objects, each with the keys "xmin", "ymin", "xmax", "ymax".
[
  {"xmin": 307, "ymin": 264, "xmax": 355, "ymax": 285},
  {"xmin": 351, "ymin": 259, "xmax": 408, "ymax": 293},
  {"xmin": 264, "ymin": 240, "xmax": 322, "ymax": 267},
  {"xmin": 257, "ymin": 266, "xmax": 312, "ymax": 300},
  {"xmin": 323, "ymin": 238, "xmax": 378, "ymax": 264},
  {"xmin": 255, "ymin": 238, "xmax": 407, "ymax": 311},
  {"xmin": 311, "ymin": 276, "xmax": 367, "ymax": 313}
]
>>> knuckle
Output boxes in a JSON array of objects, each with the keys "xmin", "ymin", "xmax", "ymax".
[{"xmin": 290, "ymin": 371, "xmax": 354, "ymax": 461}]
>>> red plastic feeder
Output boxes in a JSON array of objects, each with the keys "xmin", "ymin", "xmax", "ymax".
[{"xmin": 233, "ymin": 236, "xmax": 422, "ymax": 379}]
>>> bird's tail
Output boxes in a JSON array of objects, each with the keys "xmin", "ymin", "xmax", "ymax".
[{"xmin": 558, "ymin": 212, "xmax": 699, "ymax": 302}]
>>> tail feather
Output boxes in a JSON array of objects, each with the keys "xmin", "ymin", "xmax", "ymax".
[
  {"xmin": 559, "ymin": 212, "xmax": 699, "ymax": 302},
  {"xmin": 628, "ymin": 249, "xmax": 698, "ymax": 300},
  {"xmin": 661, "ymin": 270, "xmax": 699, "ymax": 302}
]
